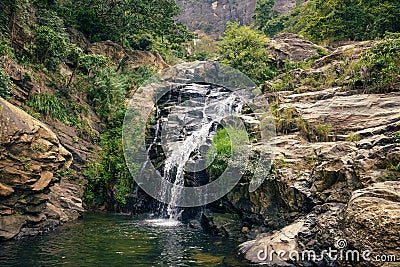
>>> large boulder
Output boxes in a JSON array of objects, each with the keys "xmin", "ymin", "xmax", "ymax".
[
  {"xmin": 268, "ymin": 33, "xmax": 327, "ymax": 62},
  {"xmin": 239, "ymin": 220, "xmax": 306, "ymax": 266},
  {"xmin": 0, "ymin": 97, "xmax": 84, "ymax": 240},
  {"xmin": 344, "ymin": 182, "xmax": 400, "ymax": 262}
]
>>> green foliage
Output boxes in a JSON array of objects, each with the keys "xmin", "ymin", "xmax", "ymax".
[
  {"xmin": 207, "ymin": 128, "xmax": 232, "ymax": 181},
  {"xmin": 28, "ymin": 8, "xmax": 77, "ymax": 70},
  {"xmin": 313, "ymin": 123, "xmax": 333, "ymax": 142},
  {"xmin": 0, "ymin": 36, "xmax": 14, "ymax": 58},
  {"xmin": 85, "ymin": 65, "xmax": 154, "ymax": 128},
  {"xmin": 272, "ymin": 106, "xmax": 309, "ymax": 136},
  {"xmin": 0, "ymin": 69, "xmax": 13, "ymax": 98},
  {"xmin": 206, "ymin": 127, "xmax": 251, "ymax": 181},
  {"xmin": 187, "ymin": 35, "xmax": 218, "ymax": 61},
  {"xmin": 84, "ymin": 127, "xmax": 135, "ymax": 209},
  {"xmin": 354, "ymin": 39, "xmax": 400, "ymax": 92},
  {"xmin": 395, "ymin": 131, "xmax": 400, "ymax": 143},
  {"xmin": 32, "ymin": 25, "xmax": 72, "ymax": 70},
  {"xmin": 83, "ymin": 65, "xmax": 154, "ymax": 209},
  {"xmin": 59, "ymin": 0, "xmax": 193, "ymax": 45},
  {"xmin": 77, "ymin": 54, "xmax": 108, "ymax": 73},
  {"xmin": 345, "ymin": 132, "xmax": 361, "ymax": 142},
  {"xmin": 254, "ymin": 0, "xmax": 279, "ymax": 29},
  {"xmin": 260, "ymin": 0, "xmax": 400, "ymax": 42},
  {"xmin": 27, "ymin": 93, "xmax": 67, "ymax": 120},
  {"xmin": 387, "ymin": 161, "xmax": 400, "ymax": 172},
  {"xmin": 218, "ymin": 22, "xmax": 277, "ymax": 84},
  {"xmin": 86, "ymin": 68, "xmax": 130, "ymax": 126}
]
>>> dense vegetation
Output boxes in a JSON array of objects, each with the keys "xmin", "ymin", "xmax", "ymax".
[
  {"xmin": 218, "ymin": 22, "xmax": 277, "ymax": 84},
  {"xmin": 0, "ymin": 0, "xmax": 192, "ymax": 210},
  {"xmin": 255, "ymin": 0, "xmax": 400, "ymax": 42}
]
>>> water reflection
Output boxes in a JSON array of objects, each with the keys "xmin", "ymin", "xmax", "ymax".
[{"xmin": 0, "ymin": 213, "xmax": 242, "ymax": 267}]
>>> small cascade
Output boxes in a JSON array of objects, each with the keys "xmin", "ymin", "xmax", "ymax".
[{"xmin": 147, "ymin": 83, "xmax": 244, "ymax": 221}]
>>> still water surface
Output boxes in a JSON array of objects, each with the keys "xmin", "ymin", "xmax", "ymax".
[{"xmin": 0, "ymin": 213, "xmax": 247, "ymax": 267}]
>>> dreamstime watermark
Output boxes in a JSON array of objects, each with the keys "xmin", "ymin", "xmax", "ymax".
[
  {"xmin": 257, "ymin": 239, "xmax": 398, "ymax": 263},
  {"xmin": 122, "ymin": 61, "xmax": 276, "ymax": 207}
]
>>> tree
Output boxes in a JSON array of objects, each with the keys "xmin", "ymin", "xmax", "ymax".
[
  {"xmin": 254, "ymin": 0, "xmax": 279, "ymax": 29},
  {"xmin": 59, "ymin": 0, "xmax": 193, "ymax": 46},
  {"xmin": 285, "ymin": 0, "xmax": 400, "ymax": 41},
  {"xmin": 259, "ymin": 0, "xmax": 400, "ymax": 41},
  {"xmin": 218, "ymin": 22, "xmax": 277, "ymax": 85}
]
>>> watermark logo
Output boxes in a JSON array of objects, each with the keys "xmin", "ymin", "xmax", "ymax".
[
  {"xmin": 257, "ymin": 239, "xmax": 398, "ymax": 263},
  {"xmin": 122, "ymin": 61, "xmax": 275, "ymax": 207}
]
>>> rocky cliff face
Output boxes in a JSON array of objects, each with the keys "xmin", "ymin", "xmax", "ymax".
[
  {"xmin": 273, "ymin": 0, "xmax": 301, "ymax": 14},
  {"xmin": 197, "ymin": 36, "xmax": 400, "ymax": 266},
  {"xmin": 175, "ymin": 0, "xmax": 302, "ymax": 37},
  {"xmin": 175, "ymin": 0, "xmax": 257, "ymax": 37},
  {"xmin": 0, "ymin": 97, "xmax": 84, "ymax": 240}
]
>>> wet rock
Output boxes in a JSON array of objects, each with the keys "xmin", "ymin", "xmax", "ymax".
[
  {"xmin": 201, "ymin": 210, "xmax": 242, "ymax": 237},
  {"xmin": 0, "ymin": 215, "xmax": 27, "ymax": 240}
]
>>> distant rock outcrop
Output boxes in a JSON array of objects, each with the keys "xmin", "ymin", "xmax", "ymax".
[
  {"xmin": 175, "ymin": 0, "xmax": 257, "ymax": 37},
  {"xmin": 87, "ymin": 41, "xmax": 168, "ymax": 70},
  {"xmin": 175, "ymin": 0, "xmax": 304, "ymax": 38},
  {"xmin": 0, "ymin": 97, "xmax": 84, "ymax": 240}
]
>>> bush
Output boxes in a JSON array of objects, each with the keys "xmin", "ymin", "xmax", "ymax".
[
  {"xmin": 83, "ymin": 64, "xmax": 155, "ymax": 209},
  {"xmin": 218, "ymin": 22, "xmax": 277, "ymax": 85},
  {"xmin": 354, "ymin": 39, "xmax": 400, "ymax": 92},
  {"xmin": 0, "ymin": 36, "xmax": 13, "ymax": 58},
  {"xmin": 27, "ymin": 93, "xmax": 68, "ymax": 120},
  {"xmin": 313, "ymin": 123, "xmax": 333, "ymax": 142},
  {"xmin": 32, "ymin": 25, "xmax": 71, "ymax": 70},
  {"xmin": 207, "ymin": 128, "xmax": 232, "ymax": 181},
  {"xmin": 84, "ymin": 127, "xmax": 136, "ymax": 209},
  {"xmin": 86, "ymin": 68, "xmax": 130, "ymax": 126},
  {"xmin": 0, "ymin": 69, "xmax": 13, "ymax": 98},
  {"xmin": 269, "ymin": 0, "xmax": 400, "ymax": 42}
]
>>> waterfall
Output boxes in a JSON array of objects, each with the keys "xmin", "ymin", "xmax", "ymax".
[{"xmin": 150, "ymin": 83, "xmax": 243, "ymax": 221}]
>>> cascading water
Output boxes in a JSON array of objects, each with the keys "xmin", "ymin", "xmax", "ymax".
[{"xmin": 147, "ymin": 83, "xmax": 244, "ymax": 222}]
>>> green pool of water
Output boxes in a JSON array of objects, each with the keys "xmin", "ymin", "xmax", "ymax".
[{"xmin": 0, "ymin": 213, "xmax": 247, "ymax": 266}]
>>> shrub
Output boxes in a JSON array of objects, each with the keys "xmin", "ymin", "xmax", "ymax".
[
  {"xmin": 346, "ymin": 132, "xmax": 361, "ymax": 142},
  {"xmin": 395, "ymin": 131, "xmax": 400, "ymax": 143},
  {"xmin": 354, "ymin": 39, "xmax": 400, "ymax": 92},
  {"xmin": 313, "ymin": 123, "xmax": 333, "ymax": 142},
  {"xmin": 0, "ymin": 69, "xmax": 13, "ymax": 98},
  {"xmin": 33, "ymin": 25, "xmax": 71, "ymax": 70},
  {"xmin": 84, "ymin": 127, "xmax": 135, "ymax": 209},
  {"xmin": 206, "ymin": 127, "xmax": 251, "ymax": 181},
  {"xmin": 258, "ymin": 0, "xmax": 400, "ymax": 42},
  {"xmin": 207, "ymin": 128, "xmax": 232, "ymax": 181},
  {"xmin": 27, "ymin": 93, "xmax": 67, "ymax": 120},
  {"xmin": 218, "ymin": 22, "xmax": 277, "ymax": 85},
  {"xmin": 86, "ymin": 68, "xmax": 129, "ymax": 126}
]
